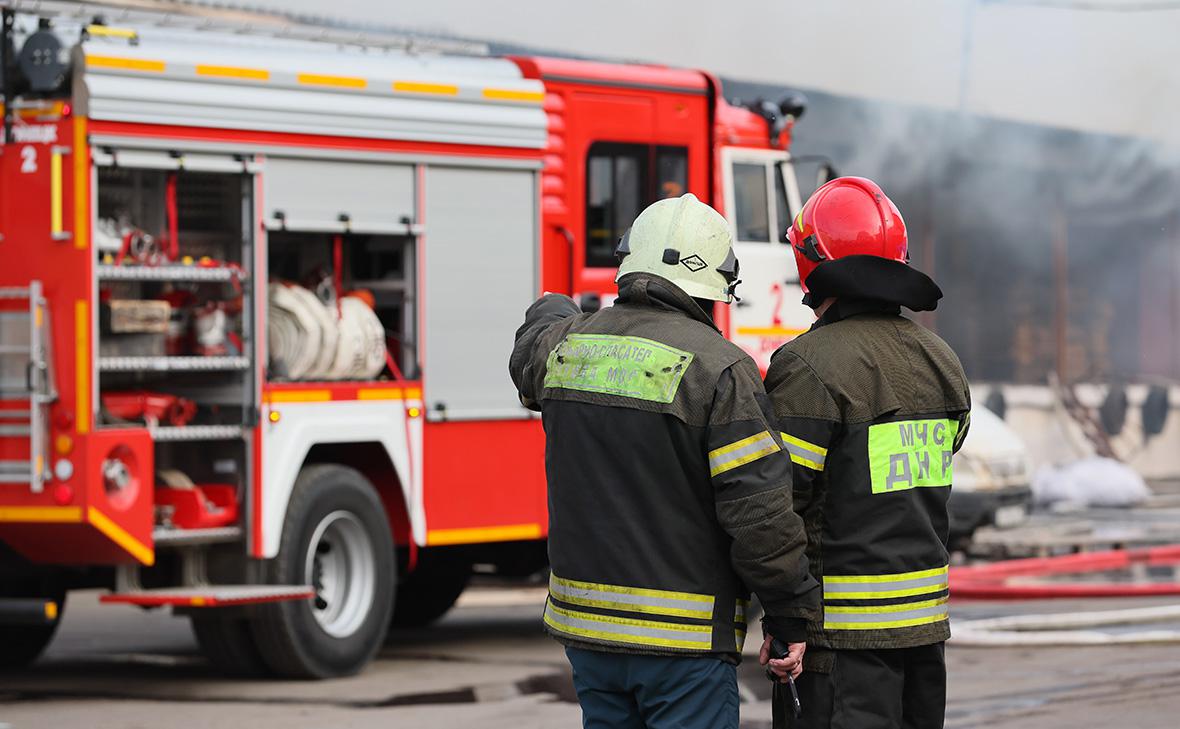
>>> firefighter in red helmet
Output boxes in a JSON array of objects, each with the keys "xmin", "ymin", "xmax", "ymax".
[{"xmin": 761, "ymin": 177, "xmax": 971, "ymax": 729}]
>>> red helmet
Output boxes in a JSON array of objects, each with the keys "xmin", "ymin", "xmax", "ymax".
[{"xmin": 787, "ymin": 177, "xmax": 908, "ymax": 292}]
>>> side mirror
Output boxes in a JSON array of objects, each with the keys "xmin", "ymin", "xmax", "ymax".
[{"xmin": 779, "ymin": 93, "xmax": 808, "ymax": 121}]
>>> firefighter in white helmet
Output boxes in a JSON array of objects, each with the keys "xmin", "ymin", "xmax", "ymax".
[{"xmin": 510, "ymin": 193, "xmax": 818, "ymax": 729}]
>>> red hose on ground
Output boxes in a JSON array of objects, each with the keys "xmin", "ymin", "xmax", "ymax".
[{"xmin": 951, "ymin": 544, "xmax": 1180, "ymax": 599}]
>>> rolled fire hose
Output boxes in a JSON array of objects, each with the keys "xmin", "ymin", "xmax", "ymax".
[
  {"xmin": 268, "ymin": 282, "xmax": 322, "ymax": 380},
  {"xmin": 329, "ymin": 296, "xmax": 386, "ymax": 380},
  {"xmin": 268, "ymin": 283, "xmax": 384, "ymax": 381}
]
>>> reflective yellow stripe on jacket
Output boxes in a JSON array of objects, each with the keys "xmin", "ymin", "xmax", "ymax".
[
  {"xmin": 822, "ymin": 565, "xmax": 950, "ymax": 631},
  {"xmin": 549, "ymin": 573, "xmax": 714, "ymax": 620},
  {"xmin": 545, "ymin": 574, "xmax": 748, "ymax": 652},
  {"xmin": 780, "ymin": 432, "xmax": 827, "ymax": 471},
  {"xmin": 709, "ymin": 430, "xmax": 780, "ymax": 476},
  {"xmin": 544, "ymin": 601, "xmax": 714, "ymax": 650}
]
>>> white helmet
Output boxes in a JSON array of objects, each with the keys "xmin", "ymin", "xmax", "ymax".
[{"xmin": 614, "ymin": 193, "xmax": 740, "ymax": 303}]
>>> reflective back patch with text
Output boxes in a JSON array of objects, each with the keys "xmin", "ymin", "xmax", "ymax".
[
  {"xmin": 543, "ymin": 334, "xmax": 694, "ymax": 403},
  {"xmin": 867, "ymin": 418, "xmax": 958, "ymax": 494}
]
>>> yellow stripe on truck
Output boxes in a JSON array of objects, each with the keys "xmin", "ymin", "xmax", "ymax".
[
  {"xmin": 0, "ymin": 506, "xmax": 83, "ymax": 523},
  {"xmin": 393, "ymin": 81, "xmax": 459, "ymax": 96},
  {"xmin": 427, "ymin": 523, "xmax": 543, "ymax": 546},
  {"xmin": 196, "ymin": 64, "xmax": 270, "ymax": 81},
  {"xmin": 85, "ymin": 55, "xmax": 166, "ymax": 73},
  {"xmin": 88, "ymin": 506, "xmax": 154, "ymax": 566},
  {"xmin": 297, "ymin": 73, "xmax": 367, "ymax": 89},
  {"xmin": 482, "ymin": 88, "xmax": 545, "ymax": 103},
  {"xmin": 75, "ymin": 301, "xmax": 90, "ymax": 434}
]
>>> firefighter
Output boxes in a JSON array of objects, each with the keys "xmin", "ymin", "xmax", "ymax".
[
  {"xmin": 509, "ymin": 193, "xmax": 819, "ymax": 729},
  {"xmin": 763, "ymin": 177, "xmax": 970, "ymax": 729}
]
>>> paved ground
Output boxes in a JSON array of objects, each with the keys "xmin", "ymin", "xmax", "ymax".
[{"xmin": 2, "ymin": 588, "xmax": 1180, "ymax": 728}]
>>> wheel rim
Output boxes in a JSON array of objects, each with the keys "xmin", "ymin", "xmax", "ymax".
[{"xmin": 304, "ymin": 510, "xmax": 375, "ymax": 638}]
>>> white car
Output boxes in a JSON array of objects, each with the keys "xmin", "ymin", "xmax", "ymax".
[{"xmin": 949, "ymin": 404, "xmax": 1033, "ymax": 547}]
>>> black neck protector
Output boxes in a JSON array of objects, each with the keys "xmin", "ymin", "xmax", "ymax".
[{"xmin": 802, "ymin": 255, "xmax": 943, "ymax": 312}]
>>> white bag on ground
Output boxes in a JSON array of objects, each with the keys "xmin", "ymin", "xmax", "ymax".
[{"xmin": 1031, "ymin": 457, "xmax": 1152, "ymax": 508}]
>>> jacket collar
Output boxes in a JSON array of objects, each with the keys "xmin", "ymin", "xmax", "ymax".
[
  {"xmin": 615, "ymin": 273, "xmax": 719, "ymax": 331},
  {"xmin": 812, "ymin": 297, "xmax": 902, "ymax": 330}
]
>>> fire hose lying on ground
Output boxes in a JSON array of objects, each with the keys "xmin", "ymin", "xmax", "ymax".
[
  {"xmin": 267, "ymin": 281, "xmax": 386, "ymax": 380},
  {"xmin": 950, "ymin": 545, "xmax": 1180, "ymax": 646}
]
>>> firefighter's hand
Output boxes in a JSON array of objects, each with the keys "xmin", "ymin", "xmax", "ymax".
[{"xmin": 759, "ymin": 635, "xmax": 805, "ymax": 681}]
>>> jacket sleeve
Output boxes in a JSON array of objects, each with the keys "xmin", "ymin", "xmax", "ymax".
[
  {"xmin": 508, "ymin": 294, "xmax": 582, "ymax": 411},
  {"xmin": 707, "ymin": 357, "xmax": 821, "ymax": 635},
  {"xmin": 764, "ymin": 349, "xmax": 842, "ymax": 517},
  {"xmin": 762, "ymin": 349, "xmax": 841, "ymax": 641},
  {"xmin": 953, "ymin": 388, "xmax": 972, "ymax": 454}
]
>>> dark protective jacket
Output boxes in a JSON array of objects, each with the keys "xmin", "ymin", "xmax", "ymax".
[
  {"xmin": 509, "ymin": 273, "xmax": 819, "ymax": 661},
  {"xmin": 765, "ymin": 298, "xmax": 970, "ymax": 652}
]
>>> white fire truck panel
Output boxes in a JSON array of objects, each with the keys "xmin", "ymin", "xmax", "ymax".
[
  {"xmin": 262, "ymin": 157, "xmax": 415, "ymax": 234},
  {"xmin": 422, "ymin": 166, "xmax": 539, "ymax": 422},
  {"xmin": 74, "ymin": 25, "xmax": 547, "ymax": 150}
]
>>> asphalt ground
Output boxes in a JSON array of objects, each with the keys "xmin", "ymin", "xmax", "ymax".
[{"xmin": 2, "ymin": 588, "xmax": 1180, "ymax": 728}]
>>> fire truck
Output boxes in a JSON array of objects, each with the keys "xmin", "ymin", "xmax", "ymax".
[{"xmin": 0, "ymin": 4, "xmax": 818, "ymax": 677}]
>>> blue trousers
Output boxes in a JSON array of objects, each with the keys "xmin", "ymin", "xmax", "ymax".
[{"xmin": 565, "ymin": 647, "xmax": 739, "ymax": 729}]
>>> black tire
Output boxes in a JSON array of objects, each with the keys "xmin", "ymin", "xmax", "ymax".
[
  {"xmin": 391, "ymin": 548, "xmax": 471, "ymax": 628},
  {"xmin": 251, "ymin": 464, "xmax": 395, "ymax": 679},
  {"xmin": 0, "ymin": 586, "xmax": 65, "ymax": 670},
  {"xmin": 191, "ymin": 615, "xmax": 269, "ymax": 676}
]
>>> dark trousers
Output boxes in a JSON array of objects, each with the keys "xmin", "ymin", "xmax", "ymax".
[
  {"xmin": 565, "ymin": 646, "xmax": 739, "ymax": 729},
  {"xmin": 773, "ymin": 643, "xmax": 946, "ymax": 729}
]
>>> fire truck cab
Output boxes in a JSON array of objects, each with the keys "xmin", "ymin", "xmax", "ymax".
[{"xmin": 0, "ymin": 6, "xmax": 812, "ymax": 677}]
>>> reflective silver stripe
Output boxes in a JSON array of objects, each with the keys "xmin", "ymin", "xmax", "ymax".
[
  {"xmin": 709, "ymin": 431, "xmax": 780, "ymax": 477},
  {"xmin": 779, "ymin": 433, "xmax": 827, "ymax": 470},
  {"xmin": 549, "ymin": 573, "xmax": 714, "ymax": 619},
  {"xmin": 783, "ymin": 441, "xmax": 825, "ymax": 470},
  {"xmin": 824, "ymin": 600, "xmax": 949, "ymax": 630},
  {"xmin": 823, "ymin": 573, "xmax": 948, "ymax": 596},
  {"xmin": 735, "ymin": 599, "xmax": 748, "ymax": 624},
  {"xmin": 544, "ymin": 600, "xmax": 713, "ymax": 650}
]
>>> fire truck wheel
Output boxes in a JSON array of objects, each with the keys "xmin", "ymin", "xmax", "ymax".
[
  {"xmin": 0, "ymin": 586, "xmax": 65, "ymax": 669},
  {"xmin": 191, "ymin": 616, "xmax": 268, "ymax": 676},
  {"xmin": 251, "ymin": 464, "xmax": 395, "ymax": 679},
  {"xmin": 391, "ymin": 548, "xmax": 471, "ymax": 627}
]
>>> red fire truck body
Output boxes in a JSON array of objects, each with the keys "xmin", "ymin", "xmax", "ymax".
[{"xmin": 0, "ymin": 9, "xmax": 811, "ymax": 676}]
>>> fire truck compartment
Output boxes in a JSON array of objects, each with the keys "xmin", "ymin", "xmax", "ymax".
[{"xmin": 421, "ymin": 165, "xmax": 538, "ymax": 422}]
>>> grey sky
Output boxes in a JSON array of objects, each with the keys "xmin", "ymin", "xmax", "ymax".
[{"xmin": 205, "ymin": 0, "xmax": 1179, "ymax": 143}]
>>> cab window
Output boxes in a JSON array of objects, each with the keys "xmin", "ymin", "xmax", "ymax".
[
  {"xmin": 732, "ymin": 160, "xmax": 793, "ymax": 243},
  {"xmin": 775, "ymin": 165, "xmax": 791, "ymax": 240},
  {"xmin": 733, "ymin": 163, "xmax": 770, "ymax": 242},
  {"xmin": 585, "ymin": 143, "xmax": 688, "ymax": 268}
]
